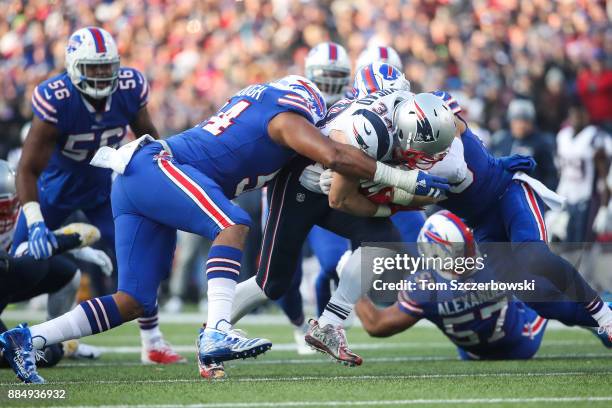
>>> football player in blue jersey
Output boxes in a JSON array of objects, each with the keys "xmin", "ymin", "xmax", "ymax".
[
  {"xmin": 407, "ymin": 91, "xmax": 612, "ymax": 341},
  {"xmin": 356, "ymin": 210, "xmax": 610, "ymax": 360},
  {"xmin": 6, "ymin": 27, "xmax": 185, "ymax": 369},
  {"xmin": 0, "ymin": 74, "xmax": 449, "ymax": 383}
]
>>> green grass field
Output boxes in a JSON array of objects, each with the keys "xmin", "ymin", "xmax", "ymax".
[{"xmin": 0, "ymin": 318, "xmax": 610, "ymax": 408}]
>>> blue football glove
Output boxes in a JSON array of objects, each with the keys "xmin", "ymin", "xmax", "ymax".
[
  {"xmin": 28, "ymin": 221, "xmax": 58, "ymax": 260},
  {"xmin": 415, "ymin": 171, "xmax": 450, "ymax": 199},
  {"xmin": 499, "ymin": 154, "xmax": 537, "ymax": 174}
]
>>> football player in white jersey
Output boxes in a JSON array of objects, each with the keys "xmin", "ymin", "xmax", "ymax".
[{"xmin": 556, "ymin": 101, "xmax": 612, "ymax": 242}]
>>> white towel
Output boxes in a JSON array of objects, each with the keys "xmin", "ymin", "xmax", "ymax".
[
  {"xmin": 90, "ymin": 134, "xmax": 155, "ymax": 174},
  {"xmin": 513, "ymin": 171, "xmax": 566, "ymax": 211}
]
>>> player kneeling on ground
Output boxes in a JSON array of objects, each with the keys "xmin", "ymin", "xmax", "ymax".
[{"xmin": 0, "ymin": 161, "xmax": 110, "ymax": 374}]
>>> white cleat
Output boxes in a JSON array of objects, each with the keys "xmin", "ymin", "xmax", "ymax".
[{"xmin": 294, "ymin": 323, "xmax": 316, "ymax": 355}]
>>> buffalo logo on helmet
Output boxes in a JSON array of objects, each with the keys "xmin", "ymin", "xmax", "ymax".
[
  {"xmin": 412, "ymin": 102, "xmax": 436, "ymax": 143},
  {"xmin": 377, "ymin": 63, "xmax": 400, "ymax": 81},
  {"xmin": 67, "ymin": 34, "xmax": 83, "ymax": 54}
]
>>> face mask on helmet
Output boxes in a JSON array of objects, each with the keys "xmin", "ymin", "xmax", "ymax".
[
  {"xmin": 307, "ymin": 66, "xmax": 350, "ymax": 97},
  {"xmin": 392, "ymin": 94, "xmax": 456, "ymax": 169},
  {"xmin": 75, "ymin": 61, "xmax": 120, "ymax": 99},
  {"xmin": 0, "ymin": 195, "xmax": 18, "ymax": 234}
]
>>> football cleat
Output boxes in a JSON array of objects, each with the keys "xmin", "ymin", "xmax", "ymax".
[
  {"xmin": 197, "ymin": 353, "xmax": 226, "ymax": 380},
  {"xmin": 197, "ymin": 326, "xmax": 272, "ymax": 366},
  {"xmin": 589, "ymin": 327, "xmax": 612, "ymax": 348},
  {"xmin": 54, "ymin": 223, "xmax": 101, "ymax": 248},
  {"xmin": 0, "ymin": 323, "xmax": 45, "ymax": 383},
  {"xmin": 63, "ymin": 340, "xmax": 102, "ymax": 359},
  {"xmin": 294, "ymin": 323, "xmax": 316, "ymax": 355},
  {"xmin": 141, "ymin": 339, "xmax": 187, "ymax": 365},
  {"xmin": 304, "ymin": 319, "xmax": 362, "ymax": 366}
]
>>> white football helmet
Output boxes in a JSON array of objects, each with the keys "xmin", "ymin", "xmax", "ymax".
[
  {"xmin": 352, "ymin": 62, "xmax": 410, "ymax": 99},
  {"xmin": 336, "ymin": 107, "xmax": 396, "ymax": 161},
  {"xmin": 270, "ymin": 75, "xmax": 327, "ymax": 125},
  {"xmin": 305, "ymin": 42, "xmax": 351, "ymax": 105},
  {"xmin": 393, "ymin": 93, "xmax": 456, "ymax": 169},
  {"xmin": 0, "ymin": 160, "xmax": 17, "ymax": 236},
  {"xmin": 356, "ymin": 45, "xmax": 403, "ymax": 71},
  {"xmin": 65, "ymin": 27, "xmax": 120, "ymax": 99},
  {"xmin": 417, "ymin": 210, "xmax": 477, "ymax": 280}
]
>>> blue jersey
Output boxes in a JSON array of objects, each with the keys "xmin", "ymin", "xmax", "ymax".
[
  {"xmin": 439, "ymin": 128, "xmax": 514, "ymax": 224},
  {"xmin": 166, "ymin": 83, "xmax": 322, "ymax": 198},
  {"xmin": 31, "ymin": 68, "xmax": 148, "ymax": 209},
  {"xmin": 398, "ymin": 267, "xmax": 545, "ymax": 360}
]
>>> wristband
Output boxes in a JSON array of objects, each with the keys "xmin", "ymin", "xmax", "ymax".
[
  {"xmin": 391, "ymin": 188, "xmax": 415, "ymax": 205},
  {"xmin": 373, "ymin": 162, "xmax": 418, "ymax": 194},
  {"xmin": 22, "ymin": 201, "xmax": 44, "ymax": 227},
  {"xmin": 374, "ymin": 205, "xmax": 392, "ymax": 217}
]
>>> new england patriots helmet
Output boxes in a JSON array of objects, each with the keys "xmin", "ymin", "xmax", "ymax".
[
  {"xmin": 352, "ymin": 62, "xmax": 410, "ymax": 99},
  {"xmin": 271, "ymin": 75, "xmax": 327, "ymax": 125},
  {"xmin": 65, "ymin": 27, "xmax": 120, "ymax": 99},
  {"xmin": 417, "ymin": 210, "xmax": 477, "ymax": 280},
  {"xmin": 0, "ymin": 160, "xmax": 18, "ymax": 236},
  {"xmin": 393, "ymin": 93, "xmax": 456, "ymax": 169},
  {"xmin": 356, "ymin": 45, "xmax": 403, "ymax": 71},
  {"xmin": 305, "ymin": 42, "xmax": 351, "ymax": 105}
]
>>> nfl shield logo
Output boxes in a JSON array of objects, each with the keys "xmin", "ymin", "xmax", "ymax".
[{"xmin": 296, "ymin": 193, "xmax": 305, "ymax": 202}]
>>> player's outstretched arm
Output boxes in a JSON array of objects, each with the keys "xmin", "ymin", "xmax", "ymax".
[
  {"xmin": 269, "ymin": 112, "xmax": 377, "ymax": 179},
  {"xmin": 129, "ymin": 107, "xmax": 160, "ymax": 139},
  {"xmin": 355, "ymin": 297, "xmax": 418, "ymax": 337},
  {"xmin": 16, "ymin": 116, "xmax": 60, "ymax": 259},
  {"xmin": 17, "ymin": 116, "xmax": 58, "ymax": 205},
  {"xmin": 269, "ymin": 112, "xmax": 450, "ymax": 196}
]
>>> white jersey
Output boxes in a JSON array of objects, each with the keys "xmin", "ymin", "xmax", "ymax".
[
  {"xmin": 556, "ymin": 125, "xmax": 612, "ymax": 205},
  {"xmin": 299, "ymin": 89, "xmax": 412, "ymax": 192}
]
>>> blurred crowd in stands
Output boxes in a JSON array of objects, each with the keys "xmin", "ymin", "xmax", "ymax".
[{"xmin": 1, "ymin": 0, "xmax": 611, "ymax": 305}]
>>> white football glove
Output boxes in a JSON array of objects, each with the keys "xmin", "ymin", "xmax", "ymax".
[
  {"xmin": 319, "ymin": 168, "xmax": 334, "ymax": 195},
  {"xmin": 299, "ymin": 163, "xmax": 325, "ymax": 194},
  {"xmin": 70, "ymin": 247, "xmax": 114, "ymax": 277}
]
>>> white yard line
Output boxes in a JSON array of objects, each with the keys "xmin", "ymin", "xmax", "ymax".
[
  {"xmin": 2, "ymin": 371, "xmax": 611, "ymax": 387},
  {"xmin": 34, "ymin": 396, "xmax": 612, "ymax": 408},
  {"xmin": 56, "ymin": 352, "xmax": 612, "ymax": 368},
  {"xmin": 86, "ymin": 338, "xmax": 600, "ymax": 354}
]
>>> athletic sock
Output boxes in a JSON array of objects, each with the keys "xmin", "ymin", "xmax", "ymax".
[
  {"xmin": 318, "ymin": 248, "xmax": 365, "ymax": 328},
  {"xmin": 587, "ymin": 297, "xmax": 612, "ymax": 328},
  {"xmin": 206, "ymin": 245, "xmax": 242, "ymax": 332},
  {"xmin": 138, "ymin": 306, "xmax": 162, "ymax": 347},
  {"xmin": 230, "ymin": 276, "xmax": 269, "ymax": 324},
  {"xmin": 30, "ymin": 295, "xmax": 122, "ymax": 350}
]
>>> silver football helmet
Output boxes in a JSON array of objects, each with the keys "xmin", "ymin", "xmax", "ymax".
[
  {"xmin": 0, "ymin": 160, "xmax": 18, "ymax": 234},
  {"xmin": 393, "ymin": 93, "xmax": 456, "ymax": 169}
]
